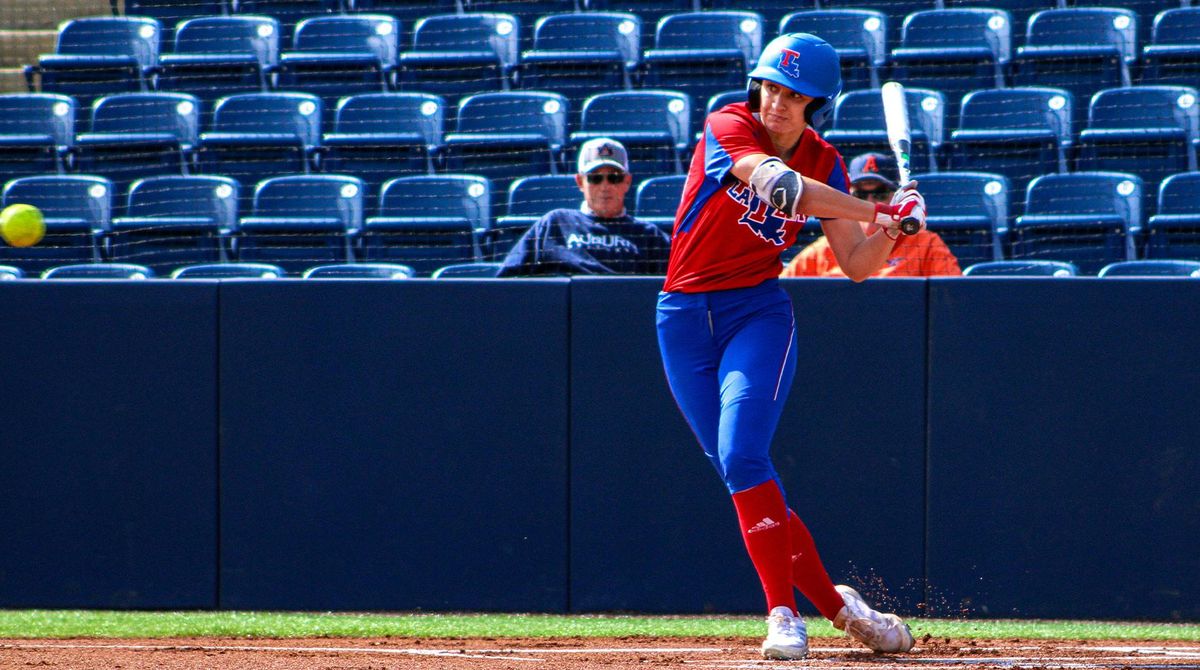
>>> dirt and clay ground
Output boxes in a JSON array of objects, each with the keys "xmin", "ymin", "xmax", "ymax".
[{"xmin": 3, "ymin": 635, "xmax": 1200, "ymax": 669}]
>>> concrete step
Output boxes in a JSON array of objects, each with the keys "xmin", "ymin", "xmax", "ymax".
[
  {"xmin": 0, "ymin": 0, "xmax": 116, "ymax": 30},
  {"xmin": 0, "ymin": 67, "xmax": 30, "ymax": 94},
  {"xmin": 0, "ymin": 30, "xmax": 57, "ymax": 69}
]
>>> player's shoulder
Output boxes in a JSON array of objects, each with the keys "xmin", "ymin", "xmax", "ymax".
[{"xmin": 706, "ymin": 101, "xmax": 756, "ymax": 130}]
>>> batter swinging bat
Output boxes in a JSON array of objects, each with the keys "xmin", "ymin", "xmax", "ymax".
[{"xmin": 880, "ymin": 81, "xmax": 921, "ymax": 236}]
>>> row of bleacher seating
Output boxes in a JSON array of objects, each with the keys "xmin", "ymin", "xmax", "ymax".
[
  {"xmin": 3, "ymin": 258, "xmax": 1199, "ymax": 280},
  {"xmin": 3, "ymin": 169, "xmax": 1199, "ymax": 276},
  {"xmin": 2, "ymin": 84, "xmax": 1197, "ymax": 220}
]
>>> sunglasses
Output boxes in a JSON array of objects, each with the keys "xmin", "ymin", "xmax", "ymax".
[
  {"xmin": 586, "ymin": 173, "xmax": 625, "ymax": 185},
  {"xmin": 851, "ymin": 188, "xmax": 893, "ymax": 202}
]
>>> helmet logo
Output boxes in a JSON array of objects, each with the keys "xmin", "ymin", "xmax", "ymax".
[{"xmin": 776, "ymin": 48, "xmax": 802, "ymax": 78}]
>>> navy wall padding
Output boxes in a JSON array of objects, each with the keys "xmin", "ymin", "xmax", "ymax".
[
  {"xmin": 217, "ymin": 280, "xmax": 571, "ymax": 611},
  {"xmin": 927, "ymin": 278, "xmax": 1200, "ymax": 620},
  {"xmin": 568, "ymin": 277, "xmax": 926, "ymax": 614},
  {"xmin": 0, "ymin": 282, "xmax": 219, "ymax": 608}
]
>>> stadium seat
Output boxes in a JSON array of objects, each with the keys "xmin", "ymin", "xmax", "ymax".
[
  {"xmin": 431, "ymin": 261, "xmax": 504, "ymax": 278},
  {"xmin": 1145, "ymin": 171, "xmax": 1200, "ymax": 259},
  {"xmin": 1141, "ymin": 8, "xmax": 1200, "ymax": 87},
  {"xmin": 583, "ymin": 1, "xmax": 695, "ymax": 50},
  {"xmin": 301, "ymin": 262, "xmax": 415, "ymax": 278},
  {"xmin": 634, "ymin": 174, "xmax": 685, "ymax": 234},
  {"xmin": 320, "ymin": 92, "xmax": 445, "ymax": 204},
  {"xmin": 466, "ymin": 1, "xmax": 579, "ymax": 52},
  {"xmin": 157, "ymin": 16, "xmax": 280, "ymax": 128},
  {"xmin": 946, "ymin": 87, "xmax": 1073, "ymax": 215},
  {"xmin": 1012, "ymin": 171, "xmax": 1142, "ymax": 274},
  {"xmin": 234, "ymin": 0, "xmax": 345, "ymax": 49},
  {"xmin": 570, "ymin": 91, "xmax": 690, "ymax": 179},
  {"xmin": 122, "ymin": 0, "xmax": 232, "ymax": 47},
  {"xmin": 361, "ymin": 175, "xmax": 489, "ymax": 276},
  {"xmin": 520, "ymin": 12, "xmax": 641, "ymax": 126},
  {"xmin": 1012, "ymin": 8, "xmax": 1138, "ymax": 129},
  {"xmin": 705, "ymin": 0, "xmax": 799, "ymax": 32},
  {"xmin": 779, "ymin": 10, "xmax": 888, "ymax": 92},
  {"xmin": 108, "ymin": 175, "xmax": 238, "ymax": 272},
  {"xmin": 236, "ymin": 174, "xmax": 364, "ymax": 274},
  {"xmin": 1074, "ymin": 86, "xmax": 1199, "ymax": 210},
  {"xmin": 1071, "ymin": 0, "xmax": 1174, "ymax": 49},
  {"xmin": 41, "ymin": 262, "xmax": 153, "ymax": 279},
  {"xmin": 1097, "ymin": 259, "xmax": 1200, "ymax": 276},
  {"xmin": 642, "ymin": 11, "xmax": 764, "ymax": 133},
  {"xmin": 73, "ymin": 92, "xmax": 201, "ymax": 208},
  {"xmin": 889, "ymin": 8, "xmax": 1013, "ymax": 130},
  {"xmin": 170, "ymin": 262, "xmax": 284, "ymax": 278},
  {"xmin": 822, "ymin": 87, "xmax": 945, "ymax": 173},
  {"xmin": 397, "ymin": 13, "xmax": 520, "ymax": 116},
  {"xmin": 29, "ymin": 17, "xmax": 161, "ymax": 120},
  {"xmin": 353, "ymin": 0, "xmax": 463, "ymax": 27},
  {"xmin": 962, "ymin": 259, "xmax": 1079, "ymax": 276},
  {"xmin": 911, "ymin": 171, "xmax": 1010, "ymax": 267},
  {"xmin": 198, "ymin": 92, "xmax": 323, "ymax": 210},
  {"xmin": 493, "ymin": 174, "xmax": 580, "ymax": 258},
  {"xmin": 277, "ymin": 15, "xmax": 400, "ymax": 124},
  {"xmin": 0, "ymin": 93, "xmax": 74, "ymax": 182},
  {"xmin": 0, "ymin": 175, "xmax": 111, "ymax": 274},
  {"xmin": 942, "ymin": 0, "xmax": 1056, "ymax": 40},
  {"xmin": 0, "ymin": 265, "xmax": 24, "ymax": 280},
  {"xmin": 442, "ymin": 91, "xmax": 568, "ymax": 216},
  {"xmin": 819, "ymin": 0, "xmax": 940, "ymax": 51}
]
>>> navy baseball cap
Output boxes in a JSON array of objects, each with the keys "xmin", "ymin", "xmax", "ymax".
[{"xmin": 848, "ymin": 152, "xmax": 900, "ymax": 190}]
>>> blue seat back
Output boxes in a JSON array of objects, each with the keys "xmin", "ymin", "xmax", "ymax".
[
  {"xmin": 532, "ymin": 12, "xmax": 641, "ymax": 67},
  {"xmin": 943, "ymin": 0, "xmax": 1048, "ymax": 35},
  {"xmin": 89, "ymin": 93, "xmax": 200, "ymax": 145},
  {"xmin": 42, "ymin": 263, "xmax": 154, "ymax": 279},
  {"xmin": 302, "ymin": 262, "xmax": 415, "ymax": 278},
  {"xmin": 235, "ymin": 0, "xmax": 344, "ymax": 47},
  {"xmin": 1024, "ymin": 172, "xmax": 1142, "ymax": 223},
  {"xmin": 125, "ymin": 175, "xmax": 239, "ymax": 229},
  {"xmin": 963, "ymin": 260, "xmax": 1078, "ymax": 276},
  {"xmin": 250, "ymin": 174, "xmax": 364, "ymax": 229},
  {"xmin": 1, "ymin": 175, "xmax": 112, "ymax": 271},
  {"xmin": 0, "ymin": 94, "xmax": 74, "ymax": 178},
  {"xmin": 173, "ymin": 15, "xmax": 279, "ymax": 65},
  {"xmin": 55, "ymin": 17, "xmax": 161, "ymax": 69},
  {"xmin": 353, "ymin": 0, "xmax": 461, "ymax": 24},
  {"xmin": 431, "ymin": 261, "xmax": 503, "ymax": 278},
  {"xmin": 1157, "ymin": 171, "xmax": 1200, "ymax": 216},
  {"xmin": 125, "ymin": 0, "xmax": 230, "ymax": 43},
  {"xmin": 577, "ymin": 90, "xmax": 689, "ymax": 177},
  {"xmin": 635, "ymin": 174, "xmax": 685, "ymax": 232},
  {"xmin": 239, "ymin": 174, "xmax": 363, "ymax": 272},
  {"xmin": 111, "ymin": 176, "xmax": 237, "ymax": 270},
  {"xmin": 1025, "ymin": 8, "xmax": 1138, "ymax": 64},
  {"xmin": 210, "ymin": 92, "xmax": 322, "ymax": 145},
  {"xmin": 1153, "ymin": 7, "xmax": 1200, "ymax": 45},
  {"xmin": 454, "ymin": 91, "xmax": 567, "ymax": 147},
  {"xmin": 292, "ymin": 14, "xmax": 399, "ymax": 63},
  {"xmin": 900, "ymin": 8, "xmax": 1012, "ymax": 60},
  {"xmin": 376, "ymin": 175, "xmax": 489, "ymax": 221},
  {"xmin": 410, "ymin": 13, "xmax": 519, "ymax": 66},
  {"xmin": 959, "ymin": 87, "xmax": 1072, "ymax": 142},
  {"xmin": 1087, "ymin": 86, "xmax": 1199, "ymax": 135},
  {"xmin": 654, "ymin": 11, "xmax": 763, "ymax": 65},
  {"xmin": 365, "ymin": 175, "xmax": 490, "ymax": 273},
  {"xmin": 825, "ymin": 88, "xmax": 945, "ymax": 172},
  {"xmin": 171, "ymin": 262, "xmax": 284, "ymax": 278},
  {"xmin": 1016, "ymin": 171, "xmax": 1142, "ymax": 271},
  {"xmin": 913, "ymin": 171, "xmax": 1009, "ymax": 264},
  {"xmin": 333, "ymin": 92, "xmax": 444, "ymax": 145},
  {"xmin": 0, "ymin": 265, "xmax": 23, "ymax": 279},
  {"xmin": 505, "ymin": 175, "xmax": 579, "ymax": 218},
  {"xmin": 1098, "ymin": 259, "xmax": 1200, "ymax": 276}
]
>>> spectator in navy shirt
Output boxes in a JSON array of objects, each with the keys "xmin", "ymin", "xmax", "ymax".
[{"xmin": 498, "ymin": 138, "xmax": 671, "ymax": 276}]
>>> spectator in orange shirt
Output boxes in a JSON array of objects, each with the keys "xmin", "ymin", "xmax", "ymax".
[{"xmin": 781, "ymin": 152, "xmax": 961, "ymax": 278}]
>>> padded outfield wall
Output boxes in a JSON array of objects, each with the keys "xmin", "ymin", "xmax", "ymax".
[{"xmin": 0, "ymin": 278, "xmax": 1196, "ymax": 620}]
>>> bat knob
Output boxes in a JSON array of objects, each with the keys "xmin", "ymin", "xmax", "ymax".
[{"xmin": 899, "ymin": 217, "xmax": 921, "ymax": 236}]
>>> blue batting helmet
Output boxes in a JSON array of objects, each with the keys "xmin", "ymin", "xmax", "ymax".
[{"xmin": 747, "ymin": 32, "xmax": 843, "ymax": 129}]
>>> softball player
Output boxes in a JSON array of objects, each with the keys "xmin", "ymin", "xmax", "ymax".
[{"xmin": 655, "ymin": 33, "xmax": 924, "ymax": 660}]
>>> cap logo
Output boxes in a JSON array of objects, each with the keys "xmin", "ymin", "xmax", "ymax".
[
  {"xmin": 776, "ymin": 48, "xmax": 802, "ymax": 78},
  {"xmin": 597, "ymin": 143, "xmax": 615, "ymax": 158},
  {"xmin": 863, "ymin": 155, "xmax": 880, "ymax": 174}
]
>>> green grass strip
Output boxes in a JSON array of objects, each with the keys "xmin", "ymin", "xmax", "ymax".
[{"xmin": 0, "ymin": 611, "xmax": 1196, "ymax": 641}]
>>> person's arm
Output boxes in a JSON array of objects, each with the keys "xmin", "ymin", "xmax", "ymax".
[{"xmin": 732, "ymin": 153, "xmax": 878, "ymax": 223}]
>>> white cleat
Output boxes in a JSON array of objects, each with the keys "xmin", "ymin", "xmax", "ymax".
[
  {"xmin": 833, "ymin": 585, "xmax": 915, "ymax": 653},
  {"xmin": 761, "ymin": 605, "xmax": 808, "ymax": 660}
]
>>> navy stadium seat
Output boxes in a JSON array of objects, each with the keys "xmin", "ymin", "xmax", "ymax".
[
  {"xmin": 198, "ymin": 92, "xmax": 323, "ymax": 209},
  {"xmin": 819, "ymin": 0, "xmax": 940, "ymax": 51},
  {"xmin": 109, "ymin": 175, "xmax": 237, "ymax": 272},
  {"xmin": 780, "ymin": 10, "xmax": 888, "ymax": 92},
  {"xmin": 634, "ymin": 174, "xmax": 685, "ymax": 234},
  {"xmin": 0, "ymin": 94, "xmax": 74, "ymax": 182},
  {"xmin": 397, "ymin": 13, "xmax": 520, "ymax": 116},
  {"xmin": 0, "ymin": 265, "xmax": 24, "ymax": 280},
  {"xmin": 889, "ymin": 8, "xmax": 1013, "ymax": 130},
  {"xmin": 277, "ymin": 14, "xmax": 400, "ymax": 124},
  {"xmin": 73, "ymin": 92, "xmax": 200, "ymax": 208},
  {"xmin": 571, "ymin": 91, "xmax": 690, "ymax": 179},
  {"xmin": 321, "ymin": 92, "xmax": 445, "ymax": 203},
  {"xmin": 42, "ymin": 262, "xmax": 153, "ymax": 279},
  {"xmin": 1012, "ymin": 8, "xmax": 1138, "ymax": 129},
  {"xmin": 822, "ymin": 87, "xmax": 945, "ymax": 173},
  {"xmin": 963, "ymin": 259, "xmax": 1079, "ymax": 276},
  {"xmin": 236, "ymin": 174, "xmax": 364, "ymax": 274},
  {"xmin": 642, "ymin": 11, "xmax": 764, "ymax": 133},
  {"xmin": 361, "ymin": 175, "xmax": 490, "ymax": 276},
  {"xmin": 493, "ymin": 174, "xmax": 580, "ymax": 258},
  {"xmin": 1097, "ymin": 259, "xmax": 1200, "ymax": 276},
  {"xmin": 171, "ymin": 262, "xmax": 284, "ymax": 278},
  {"xmin": 1012, "ymin": 171, "xmax": 1142, "ymax": 274},
  {"xmin": 302, "ymin": 262, "xmax": 415, "ymax": 278},
  {"xmin": 30, "ymin": 17, "xmax": 161, "ymax": 120},
  {"xmin": 583, "ymin": 1, "xmax": 695, "ymax": 50},
  {"xmin": 121, "ymin": 0, "xmax": 231, "ymax": 46},
  {"xmin": 1071, "ymin": 0, "xmax": 1175, "ymax": 49},
  {"xmin": 1145, "ymin": 171, "xmax": 1200, "ymax": 259},
  {"xmin": 0, "ymin": 175, "xmax": 111, "ymax": 274},
  {"xmin": 353, "ymin": 1, "xmax": 463, "ymax": 26},
  {"xmin": 1074, "ymin": 85, "xmax": 1199, "ymax": 210},
  {"xmin": 234, "ymin": 0, "xmax": 345, "ymax": 49},
  {"xmin": 431, "ymin": 261, "xmax": 504, "ymax": 278},
  {"xmin": 520, "ymin": 12, "xmax": 642, "ymax": 126},
  {"xmin": 946, "ymin": 87, "xmax": 1073, "ymax": 215},
  {"xmin": 1141, "ymin": 8, "xmax": 1200, "ymax": 87},
  {"xmin": 911, "ymin": 171, "xmax": 1010, "ymax": 267},
  {"xmin": 466, "ymin": 1, "xmax": 579, "ymax": 52},
  {"xmin": 705, "ymin": 0, "xmax": 798, "ymax": 32},
  {"xmin": 157, "ymin": 16, "xmax": 280, "ymax": 127},
  {"xmin": 942, "ymin": 0, "xmax": 1057, "ymax": 39},
  {"xmin": 442, "ymin": 91, "xmax": 568, "ymax": 216}
]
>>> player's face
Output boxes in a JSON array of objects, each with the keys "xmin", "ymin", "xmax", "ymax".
[
  {"xmin": 577, "ymin": 166, "xmax": 631, "ymax": 218},
  {"xmin": 759, "ymin": 81, "xmax": 813, "ymax": 140}
]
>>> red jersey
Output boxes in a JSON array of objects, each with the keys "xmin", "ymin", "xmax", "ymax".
[{"xmin": 662, "ymin": 101, "xmax": 850, "ymax": 293}]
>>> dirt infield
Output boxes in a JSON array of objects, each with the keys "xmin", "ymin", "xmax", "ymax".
[{"xmin": 3, "ymin": 636, "xmax": 1200, "ymax": 669}]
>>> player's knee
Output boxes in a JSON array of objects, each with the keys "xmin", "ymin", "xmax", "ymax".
[{"xmin": 719, "ymin": 452, "xmax": 776, "ymax": 493}]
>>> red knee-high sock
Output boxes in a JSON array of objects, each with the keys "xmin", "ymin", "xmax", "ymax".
[
  {"xmin": 731, "ymin": 480, "xmax": 797, "ymax": 614},
  {"xmin": 787, "ymin": 508, "xmax": 846, "ymax": 621}
]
